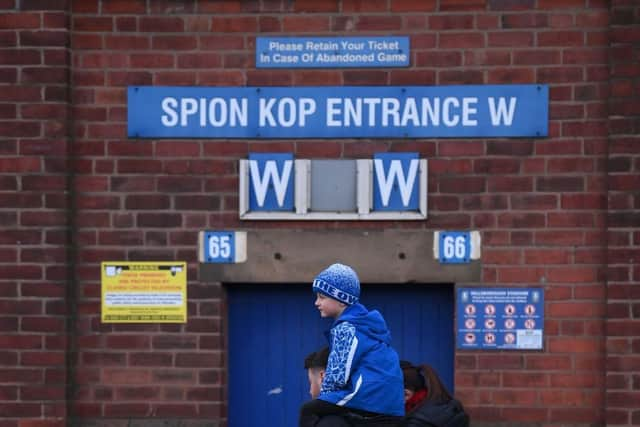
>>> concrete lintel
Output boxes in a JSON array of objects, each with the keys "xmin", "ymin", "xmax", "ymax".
[{"xmin": 199, "ymin": 229, "xmax": 481, "ymax": 284}]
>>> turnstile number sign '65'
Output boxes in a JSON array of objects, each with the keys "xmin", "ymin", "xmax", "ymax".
[
  {"xmin": 205, "ymin": 231, "xmax": 235, "ymax": 263},
  {"xmin": 199, "ymin": 231, "xmax": 247, "ymax": 264}
]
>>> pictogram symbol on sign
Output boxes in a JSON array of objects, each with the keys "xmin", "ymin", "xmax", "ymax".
[
  {"xmin": 485, "ymin": 304, "xmax": 496, "ymax": 315},
  {"xmin": 504, "ymin": 318, "xmax": 515, "ymax": 329},
  {"xmin": 465, "ymin": 319, "xmax": 476, "ymax": 329},
  {"xmin": 484, "ymin": 319, "xmax": 496, "ymax": 329},
  {"xmin": 524, "ymin": 319, "xmax": 536, "ymax": 329},
  {"xmin": 484, "ymin": 333, "xmax": 496, "ymax": 344},
  {"xmin": 465, "ymin": 304, "xmax": 476, "ymax": 315},
  {"xmin": 465, "ymin": 333, "xmax": 476, "ymax": 344},
  {"xmin": 505, "ymin": 304, "xmax": 516, "ymax": 315},
  {"xmin": 525, "ymin": 304, "xmax": 536, "ymax": 315},
  {"xmin": 504, "ymin": 333, "xmax": 515, "ymax": 344}
]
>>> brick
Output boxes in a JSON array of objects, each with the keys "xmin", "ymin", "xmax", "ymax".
[
  {"xmin": 157, "ymin": 177, "xmax": 201, "ymax": 192},
  {"xmin": 356, "ymin": 16, "xmax": 402, "ymax": 31},
  {"xmin": 0, "ymin": 193, "xmax": 42, "ymax": 208},
  {"xmin": 19, "ymin": 30, "xmax": 68, "ymax": 47},
  {"xmin": 538, "ymin": 66, "xmax": 584, "ymax": 83},
  {"xmin": 415, "ymin": 51, "xmax": 462, "ymax": 67},
  {"xmin": 502, "ymin": 13, "xmax": 548, "ymax": 28},
  {"xmin": 102, "ymin": 0, "xmax": 145, "ymax": 13},
  {"xmin": 177, "ymin": 53, "xmax": 222, "ymax": 69},
  {"xmin": 175, "ymin": 195, "xmax": 220, "ymax": 211},
  {"xmin": 104, "ymin": 403, "xmax": 150, "ymax": 417},
  {"xmin": 488, "ymin": 0, "xmax": 535, "ymax": 10},
  {"xmin": 548, "ymin": 337, "xmax": 601, "ymax": 353},
  {"xmin": 550, "ymin": 211, "xmax": 599, "ymax": 228},
  {"xmin": 137, "ymin": 16, "xmax": 183, "ymax": 32},
  {"xmin": 0, "ymin": 403, "xmax": 41, "ymax": 418},
  {"xmin": 21, "ymin": 317, "xmax": 64, "ymax": 332},
  {"xmin": 153, "ymin": 403, "xmax": 198, "ymax": 417},
  {"xmin": 73, "ymin": 16, "xmax": 113, "ymax": 32},
  {"xmin": 281, "ymin": 15, "xmax": 330, "ymax": 32},
  {"xmin": 102, "ymin": 368, "xmax": 151, "ymax": 385},
  {"xmin": 389, "ymin": 0, "xmax": 436, "ymax": 11},
  {"xmin": 151, "ymin": 35, "xmax": 197, "ymax": 51},
  {"xmin": 497, "ymin": 266, "xmax": 545, "ymax": 282},
  {"xmin": 124, "ymin": 195, "xmax": 170, "ymax": 210},
  {"xmin": 428, "ymin": 15, "xmax": 473, "ymax": 30},
  {"xmin": 539, "ymin": 0, "xmax": 587, "ymax": 7},
  {"xmin": 20, "ymin": 385, "xmax": 65, "ymax": 401},
  {"xmin": 129, "ymin": 353, "xmax": 172, "ymax": 367},
  {"xmin": 0, "ymin": 31, "xmax": 17, "ymax": 47},
  {"xmin": 342, "ymin": 0, "xmax": 387, "ymax": 11},
  {"xmin": 607, "ymin": 212, "xmax": 640, "ymax": 227},
  {"xmin": 439, "ymin": 176, "xmax": 485, "ymax": 194},
  {"xmin": 136, "ymin": 213, "xmax": 182, "ymax": 228},
  {"xmin": 536, "ymin": 176, "xmax": 584, "ymax": 192},
  {"xmin": 97, "ymin": 231, "xmax": 144, "ymax": 246},
  {"xmin": 493, "ymin": 389, "xmax": 537, "ymax": 405},
  {"xmin": 130, "ymin": 53, "xmax": 174, "ymax": 69},
  {"xmin": 461, "ymin": 194, "xmax": 508, "ymax": 210},
  {"xmin": 340, "ymin": 70, "xmax": 387, "ymax": 85},
  {"xmin": 439, "ymin": 33, "xmax": 485, "ymax": 49},
  {"xmin": 539, "ymin": 30, "xmax": 585, "ymax": 47},
  {"xmin": 117, "ymin": 159, "xmax": 162, "ymax": 174},
  {"xmin": 115, "ymin": 386, "xmax": 159, "ymax": 400},
  {"xmin": 525, "ymin": 354, "xmax": 572, "ymax": 370}
]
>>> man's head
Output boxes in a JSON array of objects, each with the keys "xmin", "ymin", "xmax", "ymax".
[
  {"xmin": 312, "ymin": 263, "xmax": 360, "ymax": 318},
  {"xmin": 304, "ymin": 347, "xmax": 329, "ymax": 399}
]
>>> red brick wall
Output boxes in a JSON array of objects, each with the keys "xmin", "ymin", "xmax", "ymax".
[
  {"xmin": 0, "ymin": 1, "xmax": 71, "ymax": 426},
  {"xmin": 3, "ymin": 0, "xmax": 638, "ymax": 426},
  {"xmin": 606, "ymin": 1, "xmax": 640, "ymax": 426}
]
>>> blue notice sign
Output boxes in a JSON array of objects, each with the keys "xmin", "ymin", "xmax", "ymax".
[
  {"xmin": 256, "ymin": 37, "xmax": 410, "ymax": 68},
  {"xmin": 128, "ymin": 85, "xmax": 548, "ymax": 139},
  {"xmin": 457, "ymin": 287, "xmax": 544, "ymax": 350}
]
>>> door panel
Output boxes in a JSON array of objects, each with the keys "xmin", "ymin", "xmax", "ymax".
[{"xmin": 227, "ymin": 283, "xmax": 453, "ymax": 427}]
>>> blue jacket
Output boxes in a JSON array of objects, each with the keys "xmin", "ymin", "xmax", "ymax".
[{"xmin": 319, "ymin": 303, "xmax": 405, "ymax": 417}]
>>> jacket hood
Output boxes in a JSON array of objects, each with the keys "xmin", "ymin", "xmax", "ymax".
[{"xmin": 334, "ymin": 303, "xmax": 392, "ymax": 345}]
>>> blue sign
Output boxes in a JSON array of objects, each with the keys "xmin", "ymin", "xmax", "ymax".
[
  {"xmin": 456, "ymin": 287, "xmax": 544, "ymax": 350},
  {"xmin": 128, "ymin": 85, "xmax": 549, "ymax": 139},
  {"xmin": 256, "ymin": 37, "xmax": 410, "ymax": 68},
  {"xmin": 373, "ymin": 153, "xmax": 419, "ymax": 211},
  {"xmin": 439, "ymin": 231, "xmax": 471, "ymax": 264},
  {"xmin": 248, "ymin": 153, "xmax": 294, "ymax": 211},
  {"xmin": 203, "ymin": 231, "xmax": 236, "ymax": 263}
]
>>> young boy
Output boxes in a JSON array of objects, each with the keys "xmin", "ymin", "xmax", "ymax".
[{"xmin": 299, "ymin": 263, "xmax": 405, "ymax": 427}]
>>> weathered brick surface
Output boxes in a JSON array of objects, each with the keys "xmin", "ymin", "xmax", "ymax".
[
  {"xmin": 606, "ymin": 2, "xmax": 640, "ymax": 426},
  {"xmin": 0, "ymin": 2, "xmax": 71, "ymax": 425},
  {"xmin": 0, "ymin": 0, "xmax": 637, "ymax": 425}
]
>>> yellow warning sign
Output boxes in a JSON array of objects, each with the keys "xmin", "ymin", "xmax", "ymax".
[{"xmin": 101, "ymin": 261, "xmax": 187, "ymax": 323}]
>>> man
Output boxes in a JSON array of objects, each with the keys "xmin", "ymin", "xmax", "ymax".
[
  {"xmin": 304, "ymin": 347, "xmax": 351, "ymax": 426},
  {"xmin": 303, "ymin": 347, "xmax": 400, "ymax": 426}
]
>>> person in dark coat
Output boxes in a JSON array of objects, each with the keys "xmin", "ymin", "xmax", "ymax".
[{"xmin": 399, "ymin": 361, "xmax": 469, "ymax": 427}]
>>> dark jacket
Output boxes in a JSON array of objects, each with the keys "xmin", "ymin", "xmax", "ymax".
[
  {"xmin": 319, "ymin": 303, "xmax": 405, "ymax": 417},
  {"xmin": 401, "ymin": 398, "xmax": 469, "ymax": 427}
]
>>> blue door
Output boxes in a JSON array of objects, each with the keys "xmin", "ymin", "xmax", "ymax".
[{"xmin": 227, "ymin": 284, "xmax": 454, "ymax": 427}]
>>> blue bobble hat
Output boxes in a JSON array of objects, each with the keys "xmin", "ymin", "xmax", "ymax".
[{"xmin": 312, "ymin": 263, "xmax": 360, "ymax": 305}]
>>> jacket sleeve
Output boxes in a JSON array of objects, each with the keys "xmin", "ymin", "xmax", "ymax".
[{"xmin": 321, "ymin": 322, "xmax": 358, "ymax": 392}]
